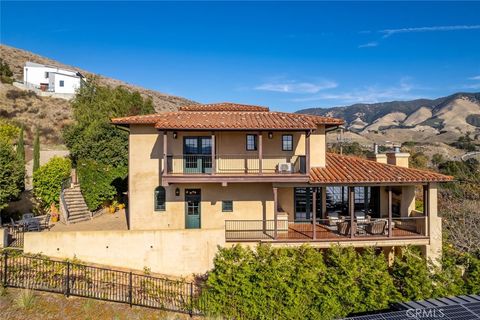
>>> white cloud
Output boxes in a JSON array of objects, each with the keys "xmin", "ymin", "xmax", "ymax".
[
  {"xmin": 464, "ymin": 83, "xmax": 480, "ymax": 90},
  {"xmin": 292, "ymin": 79, "xmax": 420, "ymax": 104},
  {"xmin": 469, "ymin": 75, "xmax": 480, "ymax": 81},
  {"xmin": 255, "ymin": 80, "xmax": 337, "ymax": 94},
  {"xmin": 358, "ymin": 41, "xmax": 378, "ymax": 48},
  {"xmin": 380, "ymin": 25, "xmax": 480, "ymax": 38}
]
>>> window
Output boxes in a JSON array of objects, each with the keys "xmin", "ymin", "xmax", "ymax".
[
  {"xmin": 294, "ymin": 188, "xmax": 322, "ymax": 221},
  {"xmin": 282, "ymin": 134, "xmax": 293, "ymax": 151},
  {"xmin": 154, "ymin": 186, "xmax": 166, "ymax": 211},
  {"xmin": 44, "ymin": 72, "xmax": 49, "ymax": 78},
  {"xmin": 59, "ymin": 80, "xmax": 65, "ymax": 87},
  {"xmin": 222, "ymin": 200, "xmax": 233, "ymax": 212},
  {"xmin": 246, "ymin": 134, "xmax": 257, "ymax": 151}
]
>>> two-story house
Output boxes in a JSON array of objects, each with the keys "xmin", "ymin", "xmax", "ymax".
[
  {"xmin": 23, "ymin": 61, "xmax": 84, "ymax": 94},
  {"xmin": 111, "ymin": 102, "xmax": 452, "ymax": 268}
]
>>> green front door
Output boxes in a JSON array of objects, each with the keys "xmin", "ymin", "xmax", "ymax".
[{"xmin": 185, "ymin": 189, "xmax": 201, "ymax": 229}]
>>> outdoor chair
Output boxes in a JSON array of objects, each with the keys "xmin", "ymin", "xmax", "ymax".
[
  {"xmin": 42, "ymin": 214, "xmax": 51, "ymax": 230},
  {"xmin": 337, "ymin": 221, "xmax": 356, "ymax": 236},
  {"xmin": 355, "ymin": 212, "xmax": 371, "ymax": 224},
  {"xmin": 25, "ymin": 219, "xmax": 40, "ymax": 232},
  {"xmin": 365, "ymin": 220, "xmax": 387, "ymax": 235},
  {"xmin": 22, "ymin": 213, "xmax": 34, "ymax": 220},
  {"xmin": 10, "ymin": 217, "xmax": 21, "ymax": 230},
  {"xmin": 328, "ymin": 212, "xmax": 344, "ymax": 226}
]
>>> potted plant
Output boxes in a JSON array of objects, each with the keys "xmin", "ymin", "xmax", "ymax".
[
  {"xmin": 50, "ymin": 203, "xmax": 59, "ymax": 222},
  {"xmin": 109, "ymin": 200, "xmax": 119, "ymax": 214}
]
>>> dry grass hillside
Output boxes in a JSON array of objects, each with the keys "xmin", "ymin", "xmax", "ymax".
[
  {"xmin": 0, "ymin": 44, "xmax": 195, "ymax": 112},
  {"xmin": 0, "ymin": 83, "xmax": 71, "ymax": 145}
]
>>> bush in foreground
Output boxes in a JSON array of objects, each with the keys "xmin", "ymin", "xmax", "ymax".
[
  {"xmin": 33, "ymin": 157, "xmax": 71, "ymax": 210},
  {"xmin": 200, "ymin": 244, "xmax": 480, "ymax": 320}
]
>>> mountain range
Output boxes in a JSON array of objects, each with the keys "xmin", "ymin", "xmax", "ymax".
[{"xmin": 297, "ymin": 92, "xmax": 480, "ymax": 144}]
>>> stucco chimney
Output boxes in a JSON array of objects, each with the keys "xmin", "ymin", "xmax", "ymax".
[
  {"xmin": 386, "ymin": 147, "xmax": 410, "ymax": 168},
  {"xmin": 367, "ymin": 143, "xmax": 387, "ymax": 164}
]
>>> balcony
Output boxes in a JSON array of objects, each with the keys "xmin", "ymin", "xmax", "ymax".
[
  {"xmin": 163, "ymin": 154, "xmax": 309, "ymax": 184},
  {"xmin": 225, "ymin": 216, "xmax": 428, "ymax": 245}
]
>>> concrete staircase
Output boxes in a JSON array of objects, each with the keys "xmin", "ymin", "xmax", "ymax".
[{"xmin": 62, "ymin": 186, "xmax": 92, "ymax": 224}]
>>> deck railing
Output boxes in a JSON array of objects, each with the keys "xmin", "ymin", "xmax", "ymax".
[
  {"xmin": 167, "ymin": 154, "xmax": 306, "ymax": 175},
  {"xmin": 225, "ymin": 216, "xmax": 428, "ymax": 242}
]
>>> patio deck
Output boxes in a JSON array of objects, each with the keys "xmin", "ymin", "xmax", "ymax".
[
  {"xmin": 48, "ymin": 210, "xmax": 128, "ymax": 232},
  {"xmin": 225, "ymin": 221, "xmax": 426, "ymax": 242}
]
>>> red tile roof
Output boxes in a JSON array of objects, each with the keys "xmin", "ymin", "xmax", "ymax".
[
  {"xmin": 179, "ymin": 102, "xmax": 270, "ymax": 112},
  {"xmin": 309, "ymin": 153, "xmax": 453, "ymax": 184},
  {"xmin": 111, "ymin": 103, "xmax": 344, "ymax": 130}
]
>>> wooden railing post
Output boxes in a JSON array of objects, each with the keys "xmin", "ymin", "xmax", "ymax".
[
  {"xmin": 349, "ymin": 187, "xmax": 355, "ymax": 239},
  {"xmin": 312, "ymin": 188, "xmax": 317, "ymax": 240},
  {"xmin": 273, "ymin": 187, "xmax": 278, "ymax": 239},
  {"xmin": 258, "ymin": 132, "xmax": 263, "ymax": 175},
  {"xmin": 388, "ymin": 187, "xmax": 393, "ymax": 238},
  {"xmin": 211, "ymin": 132, "xmax": 216, "ymax": 175},
  {"xmin": 163, "ymin": 131, "xmax": 168, "ymax": 175}
]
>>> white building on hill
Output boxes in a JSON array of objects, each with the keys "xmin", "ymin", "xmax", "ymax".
[{"xmin": 23, "ymin": 61, "xmax": 85, "ymax": 95}]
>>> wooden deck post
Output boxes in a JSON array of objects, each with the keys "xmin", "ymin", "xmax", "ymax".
[
  {"xmin": 305, "ymin": 131, "xmax": 310, "ymax": 173},
  {"xmin": 312, "ymin": 188, "xmax": 317, "ymax": 240},
  {"xmin": 163, "ymin": 131, "xmax": 168, "ymax": 175},
  {"xmin": 211, "ymin": 132, "xmax": 216, "ymax": 175},
  {"xmin": 349, "ymin": 186, "xmax": 354, "ymax": 239},
  {"xmin": 258, "ymin": 132, "xmax": 263, "ymax": 175},
  {"xmin": 273, "ymin": 187, "xmax": 278, "ymax": 239},
  {"xmin": 388, "ymin": 187, "xmax": 393, "ymax": 238},
  {"xmin": 423, "ymin": 184, "xmax": 429, "ymax": 236}
]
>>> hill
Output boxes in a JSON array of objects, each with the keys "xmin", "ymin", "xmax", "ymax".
[
  {"xmin": 297, "ymin": 92, "xmax": 480, "ymax": 144},
  {"xmin": 0, "ymin": 44, "xmax": 195, "ymax": 145}
]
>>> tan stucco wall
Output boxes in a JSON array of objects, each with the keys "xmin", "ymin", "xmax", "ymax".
[
  {"xmin": 423, "ymin": 183, "xmax": 442, "ymax": 264},
  {"xmin": 24, "ymin": 229, "xmax": 225, "ymax": 277},
  {"xmin": 386, "ymin": 152, "xmax": 410, "ymax": 168},
  {"xmin": 131, "ymin": 181, "xmax": 275, "ymax": 230},
  {"xmin": 310, "ymin": 125, "xmax": 326, "ymax": 167},
  {"xmin": 379, "ymin": 185, "xmax": 416, "ymax": 218}
]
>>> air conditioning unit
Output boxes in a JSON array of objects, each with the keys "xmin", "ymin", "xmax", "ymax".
[{"xmin": 278, "ymin": 162, "xmax": 293, "ymax": 173}]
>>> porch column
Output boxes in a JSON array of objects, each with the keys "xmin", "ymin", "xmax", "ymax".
[
  {"xmin": 349, "ymin": 186, "xmax": 354, "ymax": 239},
  {"xmin": 258, "ymin": 131, "xmax": 263, "ymax": 175},
  {"xmin": 163, "ymin": 131, "xmax": 168, "ymax": 175},
  {"xmin": 305, "ymin": 131, "xmax": 310, "ymax": 173},
  {"xmin": 312, "ymin": 188, "xmax": 317, "ymax": 240},
  {"xmin": 423, "ymin": 184, "xmax": 429, "ymax": 236},
  {"xmin": 211, "ymin": 132, "xmax": 216, "ymax": 175},
  {"xmin": 273, "ymin": 187, "xmax": 278, "ymax": 239},
  {"xmin": 388, "ymin": 187, "xmax": 393, "ymax": 238}
]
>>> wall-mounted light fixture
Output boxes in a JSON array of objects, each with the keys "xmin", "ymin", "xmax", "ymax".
[
  {"xmin": 173, "ymin": 132, "xmax": 178, "ymax": 139},
  {"xmin": 175, "ymin": 187, "xmax": 180, "ymax": 197},
  {"xmin": 268, "ymin": 132, "xmax": 273, "ymax": 139}
]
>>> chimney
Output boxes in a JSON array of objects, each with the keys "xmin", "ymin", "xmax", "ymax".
[
  {"xmin": 367, "ymin": 143, "xmax": 387, "ymax": 164},
  {"xmin": 386, "ymin": 146, "xmax": 410, "ymax": 168}
]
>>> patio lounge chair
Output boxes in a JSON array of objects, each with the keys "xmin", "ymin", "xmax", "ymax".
[
  {"xmin": 355, "ymin": 212, "xmax": 371, "ymax": 224},
  {"xmin": 365, "ymin": 220, "xmax": 387, "ymax": 235},
  {"xmin": 328, "ymin": 212, "xmax": 344, "ymax": 226},
  {"xmin": 337, "ymin": 221, "xmax": 356, "ymax": 236}
]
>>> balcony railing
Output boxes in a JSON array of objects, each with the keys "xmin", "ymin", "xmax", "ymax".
[
  {"xmin": 225, "ymin": 216, "xmax": 428, "ymax": 242},
  {"xmin": 167, "ymin": 154, "xmax": 306, "ymax": 175}
]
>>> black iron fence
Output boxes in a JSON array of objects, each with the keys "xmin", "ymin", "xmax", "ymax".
[
  {"xmin": 5, "ymin": 226, "xmax": 24, "ymax": 248},
  {"xmin": 0, "ymin": 251, "xmax": 208, "ymax": 316}
]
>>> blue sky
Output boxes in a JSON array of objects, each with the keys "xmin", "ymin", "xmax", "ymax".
[{"xmin": 1, "ymin": 1, "xmax": 480, "ymax": 112}]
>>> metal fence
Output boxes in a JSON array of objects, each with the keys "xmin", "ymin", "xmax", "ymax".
[
  {"xmin": 5, "ymin": 227, "xmax": 24, "ymax": 248},
  {"xmin": 0, "ymin": 251, "xmax": 208, "ymax": 316}
]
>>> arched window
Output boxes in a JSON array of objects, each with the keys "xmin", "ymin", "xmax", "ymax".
[{"xmin": 154, "ymin": 186, "xmax": 166, "ymax": 211}]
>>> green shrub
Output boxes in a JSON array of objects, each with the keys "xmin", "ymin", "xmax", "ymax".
[
  {"xmin": 33, "ymin": 156, "xmax": 71, "ymax": 209},
  {"xmin": 202, "ymin": 245, "xmax": 400, "ymax": 320},
  {"xmin": 77, "ymin": 159, "xmax": 127, "ymax": 211},
  {"xmin": 0, "ymin": 140, "xmax": 24, "ymax": 210},
  {"xmin": 0, "ymin": 119, "xmax": 20, "ymax": 144}
]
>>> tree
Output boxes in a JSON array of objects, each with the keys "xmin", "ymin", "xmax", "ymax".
[
  {"xmin": 33, "ymin": 127, "xmax": 40, "ymax": 173},
  {"xmin": 0, "ymin": 140, "xmax": 24, "ymax": 210},
  {"xmin": 16, "ymin": 126, "xmax": 25, "ymax": 191},
  {"xmin": 0, "ymin": 58, "xmax": 14, "ymax": 84},
  {"xmin": 33, "ymin": 157, "xmax": 71, "ymax": 209}
]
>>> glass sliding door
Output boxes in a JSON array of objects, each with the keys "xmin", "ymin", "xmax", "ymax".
[{"xmin": 294, "ymin": 188, "xmax": 322, "ymax": 222}]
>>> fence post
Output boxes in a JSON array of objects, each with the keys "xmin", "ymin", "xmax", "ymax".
[
  {"xmin": 128, "ymin": 272, "xmax": 133, "ymax": 308},
  {"xmin": 65, "ymin": 261, "xmax": 70, "ymax": 297},
  {"xmin": 3, "ymin": 251, "xmax": 7, "ymax": 287},
  {"xmin": 189, "ymin": 282, "xmax": 194, "ymax": 317}
]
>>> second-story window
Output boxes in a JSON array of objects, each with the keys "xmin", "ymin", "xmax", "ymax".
[
  {"xmin": 282, "ymin": 134, "xmax": 293, "ymax": 151},
  {"xmin": 246, "ymin": 134, "xmax": 257, "ymax": 151},
  {"xmin": 59, "ymin": 80, "xmax": 65, "ymax": 87}
]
